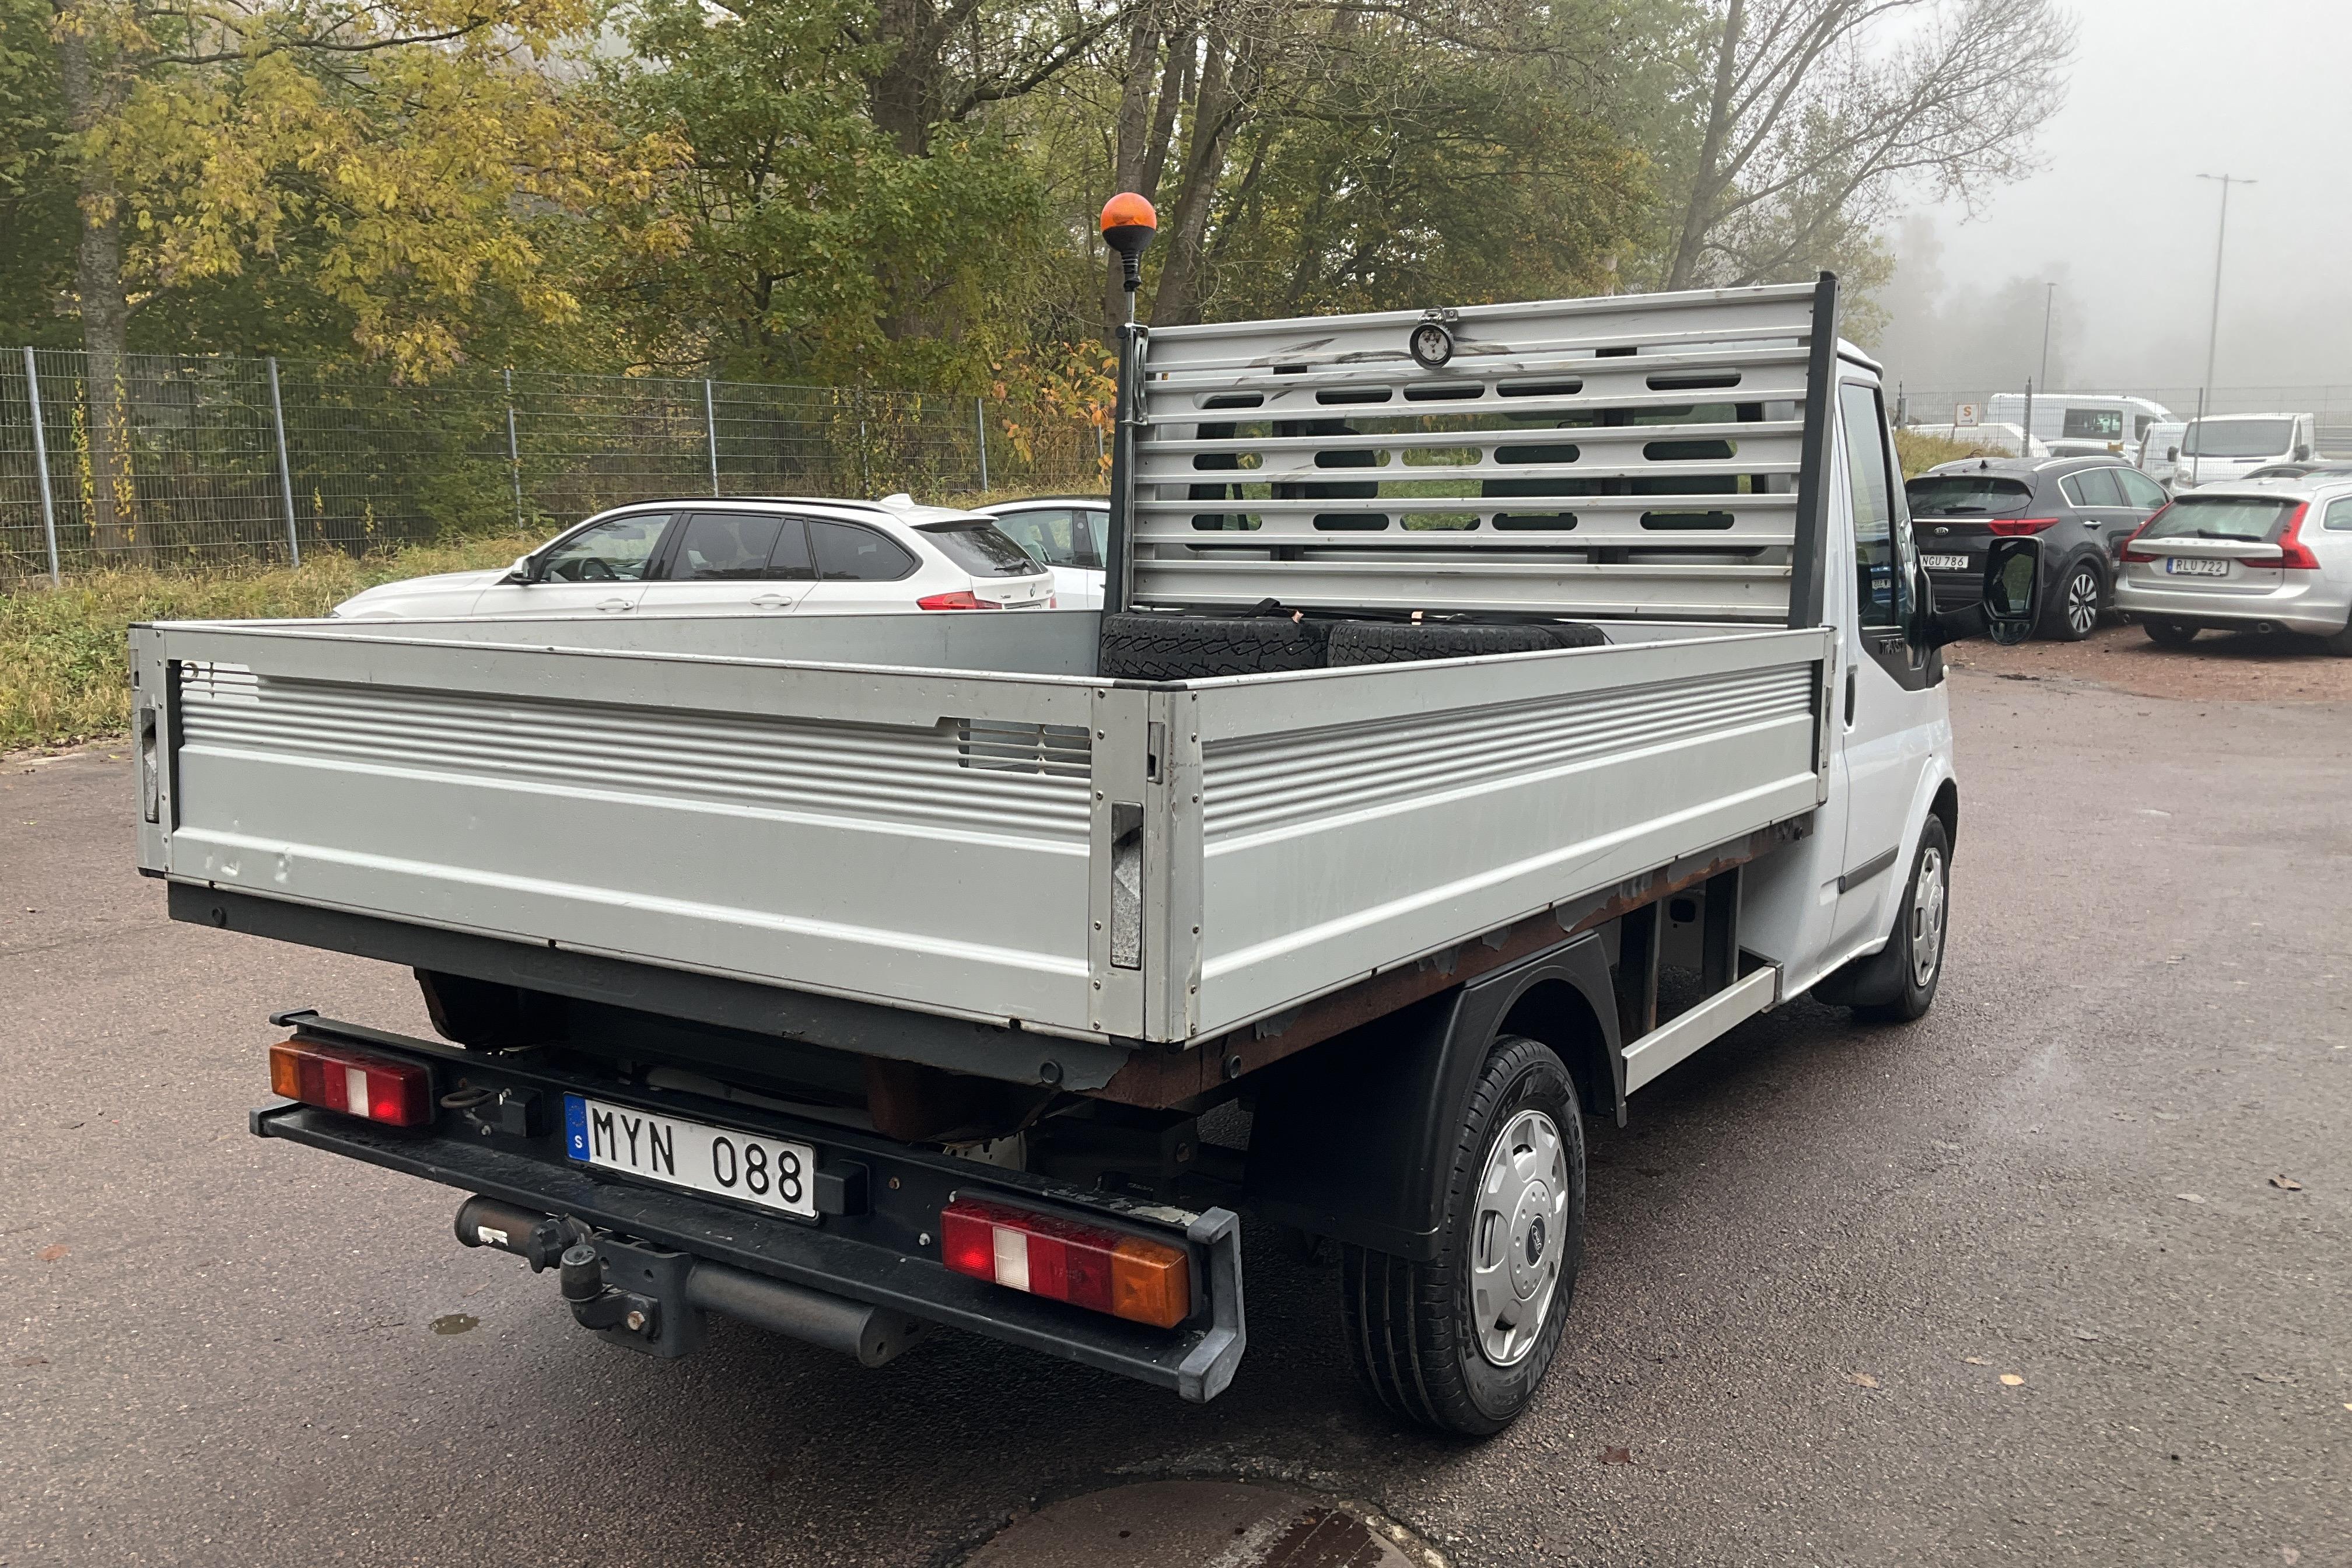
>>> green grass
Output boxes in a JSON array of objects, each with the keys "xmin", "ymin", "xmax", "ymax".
[
  {"xmin": 0, "ymin": 537, "xmax": 538, "ymax": 752},
  {"xmin": 1894, "ymin": 429, "xmax": 2013, "ymax": 478}
]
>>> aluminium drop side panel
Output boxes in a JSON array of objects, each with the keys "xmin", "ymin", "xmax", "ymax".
[
  {"xmin": 1185, "ymin": 627, "xmax": 1831, "ymax": 1038},
  {"xmin": 141, "ymin": 621, "xmax": 1124, "ymax": 1038}
]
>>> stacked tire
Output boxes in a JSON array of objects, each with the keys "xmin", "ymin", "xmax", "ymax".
[{"xmin": 1100, "ymin": 611, "xmax": 1606, "ymax": 681}]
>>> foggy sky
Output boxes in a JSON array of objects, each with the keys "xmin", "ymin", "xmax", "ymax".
[{"xmin": 1873, "ymin": 0, "xmax": 2352, "ymax": 408}]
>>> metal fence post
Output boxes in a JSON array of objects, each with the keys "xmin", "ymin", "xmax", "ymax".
[
  {"xmin": 23, "ymin": 346, "xmax": 60, "ymax": 585},
  {"xmin": 503, "ymin": 369, "xmax": 523, "ymax": 527},
  {"xmin": 705, "ymin": 378, "xmax": 720, "ymax": 495},
  {"xmin": 266, "ymin": 356, "xmax": 300, "ymax": 565},
  {"xmin": 974, "ymin": 396, "xmax": 990, "ymax": 491}
]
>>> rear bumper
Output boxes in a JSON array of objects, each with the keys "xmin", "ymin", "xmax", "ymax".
[
  {"xmin": 2114, "ymin": 577, "xmax": 2351, "ymax": 636},
  {"xmin": 251, "ymin": 1013, "xmax": 1245, "ymax": 1401}
]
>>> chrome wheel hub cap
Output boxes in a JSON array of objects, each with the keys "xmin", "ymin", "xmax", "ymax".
[
  {"xmin": 1910, "ymin": 845, "xmax": 1947, "ymax": 990},
  {"xmin": 1471, "ymin": 1108, "xmax": 1567, "ymax": 1367}
]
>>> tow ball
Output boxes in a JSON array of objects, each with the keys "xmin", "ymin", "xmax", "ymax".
[{"xmin": 560, "ymin": 1242, "xmax": 660, "ymax": 1340}]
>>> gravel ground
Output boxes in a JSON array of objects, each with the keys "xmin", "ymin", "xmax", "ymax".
[
  {"xmin": 5, "ymin": 664, "xmax": 2348, "ymax": 1568},
  {"xmin": 1951, "ymin": 618, "xmax": 2352, "ymax": 703}
]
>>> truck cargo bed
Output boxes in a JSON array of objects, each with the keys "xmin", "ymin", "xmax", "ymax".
[{"xmin": 132, "ymin": 610, "xmax": 1830, "ymax": 1053}]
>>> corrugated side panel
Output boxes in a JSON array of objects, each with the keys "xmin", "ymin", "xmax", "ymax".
[
  {"xmin": 1189, "ymin": 651, "xmax": 1821, "ymax": 1037},
  {"xmin": 170, "ymin": 660, "xmax": 1096, "ymax": 1028}
]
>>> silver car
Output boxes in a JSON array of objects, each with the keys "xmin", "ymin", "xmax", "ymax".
[{"xmin": 2115, "ymin": 476, "xmax": 2352, "ymax": 652}]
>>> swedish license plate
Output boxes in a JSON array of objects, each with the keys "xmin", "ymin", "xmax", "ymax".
[
  {"xmin": 1920, "ymin": 554, "xmax": 1969, "ymax": 572},
  {"xmin": 2166, "ymin": 556, "xmax": 2230, "ymax": 577},
  {"xmin": 563, "ymin": 1094, "xmax": 817, "ymax": 1220}
]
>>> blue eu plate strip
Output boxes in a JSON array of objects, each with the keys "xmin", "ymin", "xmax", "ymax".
[{"xmin": 563, "ymin": 1094, "xmax": 590, "ymax": 1162}]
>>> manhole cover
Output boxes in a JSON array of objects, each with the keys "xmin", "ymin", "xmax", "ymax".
[{"xmin": 965, "ymin": 1480, "xmax": 1441, "ymax": 1568}]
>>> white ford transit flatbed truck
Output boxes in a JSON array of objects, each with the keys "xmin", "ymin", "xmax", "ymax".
[{"xmin": 130, "ymin": 257, "xmax": 2036, "ymax": 1434}]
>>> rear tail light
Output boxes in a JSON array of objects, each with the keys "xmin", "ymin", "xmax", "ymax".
[
  {"xmin": 940, "ymin": 1196, "xmax": 1192, "ymax": 1329},
  {"xmin": 268, "ymin": 1038, "xmax": 433, "ymax": 1126},
  {"xmin": 1987, "ymin": 516, "xmax": 2060, "ymax": 536},
  {"xmin": 2246, "ymin": 503, "xmax": 2318, "ymax": 569},
  {"xmin": 917, "ymin": 590, "xmax": 1003, "ymax": 610},
  {"xmin": 2120, "ymin": 505, "xmax": 2169, "ymax": 562}
]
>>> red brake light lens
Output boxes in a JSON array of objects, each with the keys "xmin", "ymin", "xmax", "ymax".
[
  {"xmin": 1987, "ymin": 516, "xmax": 2060, "ymax": 536},
  {"xmin": 916, "ymin": 590, "xmax": 1003, "ymax": 611},
  {"xmin": 268, "ymin": 1038, "xmax": 433, "ymax": 1126},
  {"xmin": 2248, "ymin": 502, "xmax": 2318, "ymax": 569},
  {"xmin": 939, "ymin": 1197, "xmax": 1192, "ymax": 1329}
]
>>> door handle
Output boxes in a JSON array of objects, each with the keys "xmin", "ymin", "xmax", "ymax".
[
  {"xmin": 1845, "ymin": 665, "xmax": 1857, "ymax": 726},
  {"xmin": 750, "ymin": 594, "xmax": 794, "ymax": 610},
  {"xmin": 596, "ymin": 598, "xmax": 633, "ymax": 612}
]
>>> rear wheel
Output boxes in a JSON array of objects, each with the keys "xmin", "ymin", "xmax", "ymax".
[
  {"xmin": 2042, "ymin": 559, "xmax": 2102, "ymax": 641},
  {"xmin": 2144, "ymin": 617, "xmax": 2200, "ymax": 649},
  {"xmin": 2322, "ymin": 618, "xmax": 2352, "ymax": 657},
  {"xmin": 1340, "ymin": 1035, "xmax": 1583, "ymax": 1437}
]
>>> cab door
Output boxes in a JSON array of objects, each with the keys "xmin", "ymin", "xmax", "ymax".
[{"xmin": 1831, "ymin": 380, "xmax": 1945, "ymax": 949}]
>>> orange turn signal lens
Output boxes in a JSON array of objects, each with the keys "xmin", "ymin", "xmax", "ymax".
[
  {"xmin": 940, "ymin": 1196, "xmax": 1192, "ymax": 1329},
  {"xmin": 267, "ymin": 1037, "xmax": 433, "ymax": 1127}
]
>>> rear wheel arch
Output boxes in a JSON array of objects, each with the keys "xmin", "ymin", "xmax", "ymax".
[{"xmin": 1496, "ymin": 977, "xmax": 1618, "ymax": 1128}]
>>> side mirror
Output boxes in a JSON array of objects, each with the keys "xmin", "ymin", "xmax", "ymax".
[
  {"xmin": 499, "ymin": 553, "xmax": 535, "ymax": 586},
  {"xmin": 1917, "ymin": 536, "xmax": 2041, "ymax": 648},
  {"xmin": 1982, "ymin": 537, "xmax": 2041, "ymax": 644},
  {"xmin": 2294, "ymin": 444, "xmax": 2312, "ymax": 462}
]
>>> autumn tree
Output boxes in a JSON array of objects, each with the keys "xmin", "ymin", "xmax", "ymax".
[
  {"xmin": 1657, "ymin": 0, "xmax": 2074, "ymax": 290},
  {"xmin": 33, "ymin": 0, "xmax": 665, "ymax": 548}
]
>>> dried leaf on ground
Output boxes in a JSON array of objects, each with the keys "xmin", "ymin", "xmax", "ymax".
[
  {"xmin": 1962, "ymin": 1356, "xmax": 1991, "ymax": 1366},
  {"xmin": 1600, "ymin": 1447, "xmax": 1633, "ymax": 1465},
  {"xmin": 2176, "ymin": 1193, "xmax": 2206, "ymax": 1203},
  {"xmin": 2000, "ymin": 1374, "xmax": 2026, "ymax": 1387},
  {"xmin": 1846, "ymin": 1373, "xmax": 1881, "ymax": 1388},
  {"xmin": 36, "ymin": 1244, "xmax": 68, "ymax": 1262},
  {"xmin": 2269, "ymin": 1175, "xmax": 2304, "ymax": 1191}
]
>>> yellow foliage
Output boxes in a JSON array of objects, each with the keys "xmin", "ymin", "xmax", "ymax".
[{"xmin": 80, "ymin": 0, "xmax": 687, "ymax": 377}]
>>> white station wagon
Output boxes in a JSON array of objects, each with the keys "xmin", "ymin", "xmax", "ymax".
[
  {"xmin": 2116, "ymin": 475, "xmax": 2352, "ymax": 653},
  {"xmin": 331, "ymin": 496, "xmax": 1055, "ymax": 620}
]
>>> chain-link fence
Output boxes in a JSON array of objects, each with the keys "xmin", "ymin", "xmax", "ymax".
[
  {"xmin": 0, "ymin": 348, "xmax": 1109, "ymax": 583},
  {"xmin": 1891, "ymin": 381, "xmax": 2352, "ymax": 454}
]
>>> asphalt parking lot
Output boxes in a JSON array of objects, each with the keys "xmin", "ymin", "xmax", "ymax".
[{"xmin": 5, "ymin": 656, "xmax": 2348, "ymax": 1567}]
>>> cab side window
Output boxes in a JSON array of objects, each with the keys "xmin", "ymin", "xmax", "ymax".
[
  {"xmin": 539, "ymin": 514, "xmax": 668, "ymax": 583},
  {"xmin": 1840, "ymin": 384, "xmax": 1909, "ymax": 631}
]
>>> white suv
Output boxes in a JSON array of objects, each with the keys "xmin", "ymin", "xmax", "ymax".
[
  {"xmin": 331, "ymin": 498, "xmax": 1054, "ymax": 620},
  {"xmin": 972, "ymin": 497, "xmax": 1111, "ymax": 611}
]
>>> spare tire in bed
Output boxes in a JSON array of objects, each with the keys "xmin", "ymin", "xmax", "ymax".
[
  {"xmin": 1098, "ymin": 611, "xmax": 1331, "ymax": 680},
  {"xmin": 1325, "ymin": 620, "xmax": 1608, "ymax": 667}
]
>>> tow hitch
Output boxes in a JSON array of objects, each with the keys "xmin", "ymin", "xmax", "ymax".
[{"xmin": 456, "ymin": 1195, "xmax": 930, "ymax": 1366}]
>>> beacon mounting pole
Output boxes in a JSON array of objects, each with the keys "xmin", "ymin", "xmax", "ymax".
[{"xmin": 1099, "ymin": 194, "xmax": 1157, "ymax": 617}]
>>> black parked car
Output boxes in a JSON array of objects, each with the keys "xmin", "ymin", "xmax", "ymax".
[{"xmin": 1906, "ymin": 456, "xmax": 2171, "ymax": 640}]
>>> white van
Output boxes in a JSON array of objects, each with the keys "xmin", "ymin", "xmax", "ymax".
[
  {"xmin": 2137, "ymin": 421, "xmax": 2186, "ymax": 487},
  {"xmin": 2176, "ymin": 412, "xmax": 2320, "ymax": 488},
  {"xmin": 1987, "ymin": 393, "xmax": 2176, "ymax": 457}
]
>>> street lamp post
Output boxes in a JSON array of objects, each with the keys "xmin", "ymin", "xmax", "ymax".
[
  {"xmin": 2193, "ymin": 173, "xmax": 2255, "ymax": 486},
  {"xmin": 2038, "ymin": 282, "xmax": 2056, "ymax": 390}
]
